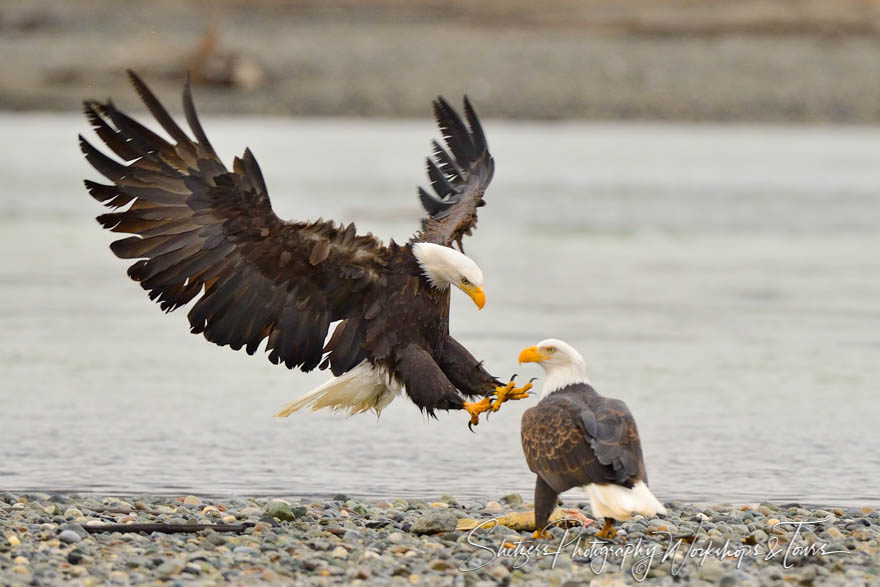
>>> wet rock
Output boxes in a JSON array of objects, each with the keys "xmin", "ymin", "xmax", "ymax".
[
  {"xmin": 484, "ymin": 501, "xmax": 504, "ymax": 513},
  {"xmin": 500, "ymin": 494, "xmax": 523, "ymax": 506},
  {"xmin": 156, "ymin": 559, "xmax": 185, "ymax": 577},
  {"xmin": 265, "ymin": 502, "xmax": 297, "ymax": 522},
  {"xmin": 411, "ymin": 511, "xmax": 458, "ymax": 535},
  {"xmin": 59, "ymin": 530, "xmax": 82, "ymax": 544}
]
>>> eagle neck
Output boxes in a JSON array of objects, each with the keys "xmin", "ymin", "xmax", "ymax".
[
  {"xmin": 540, "ymin": 365, "xmax": 591, "ymax": 399},
  {"xmin": 411, "ymin": 242, "xmax": 451, "ymax": 291}
]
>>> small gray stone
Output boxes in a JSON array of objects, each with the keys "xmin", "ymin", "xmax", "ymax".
[
  {"xmin": 428, "ymin": 558, "xmax": 454, "ymax": 571},
  {"xmin": 156, "ymin": 559, "xmax": 184, "ymax": 577},
  {"xmin": 697, "ymin": 560, "xmax": 726, "ymax": 582},
  {"xmin": 265, "ymin": 501, "xmax": 297, "ymax": 522},
  {"xmin": 60, "ymin": 523, "xmax": 89, "ymax": 539},
  {"xmin": 721, "ymin": 571, "xmax": 748, "ymax": 587},
  {"xmin": 500, "ymin": 494, "xmax": 523, "ymax": 506},
  {"xmin": 59, "ymin": 530, "xmax": 82, "ymax": 544},
  {"xmin": 411, "ymin": 511, "xmax": 458, "ymax": 535},
  {"xmin": 205, "ymin": 533, "xmax": 227, "ymax": 546}
]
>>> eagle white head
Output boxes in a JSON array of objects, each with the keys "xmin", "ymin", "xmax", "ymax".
[
  {"xmin": 412, "ymin": 242, "xmax": 485, "ymax": 309},
  {"xmin": 518, "ymin": 338, "xmax": 590, "ymax": 398}
]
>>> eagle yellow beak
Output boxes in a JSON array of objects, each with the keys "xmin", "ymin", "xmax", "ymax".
[
  {"xmin": 462, "ymin": 284, "xmax": 486, "ymax": 310},
  {"xmin": 518, "ymin": 346, "xmax": 549, "ymax": 364}
]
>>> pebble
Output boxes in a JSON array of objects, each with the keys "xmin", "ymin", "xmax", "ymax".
[
  {"xmin": 410, "ymin": 511, "xmax": 458, "ymax": 535},
  {"xmin": 500, "ymin": 493, "xmax": 523, "ymax": 506},
  {"xmin": 59, "ymin": 529, "xmax": 82, "ymax": 544},
  {"xmin": 183, "ymin": 495, "xmax": 201, "ymax": 506},
  {"xmin": 156, "ymin": 559, "xmax": 184, "ymax": 577},
  {"xmin": 265, "ymin": 501, "xmax": 299, "ymax": 521}
]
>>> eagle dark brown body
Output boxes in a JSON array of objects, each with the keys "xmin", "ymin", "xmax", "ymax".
[
  {"xmin": 80, "ymin": 71, "xmax": 516, "ymax": 419},
  {"xmin": 522, "ymin": 384, "xmax": 647, "ymax": 525},
  {"xmin": 518, "ymin": 339, "xmax": 665, "ymax": 539}
]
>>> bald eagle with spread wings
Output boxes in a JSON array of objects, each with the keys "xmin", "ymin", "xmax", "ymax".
[
  {"xmin": 519, "ymin": 339, "xmax": 665, "ymax": 540},
  {"xmin": 80, "ymin": 71, "xmax": 531, "ymax": 427}
]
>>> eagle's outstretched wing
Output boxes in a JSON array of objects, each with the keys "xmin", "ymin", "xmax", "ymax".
[
  {"xmin": 413, "ymin": 97, "xmax": 494, "ymax": 251},
  {"xmin": 81, "ymin": 71, "xmax": 390, "ymax": 372},
  {"xmin": 521, "ymin": 390, "xmax": 646, "ymax": 493}
]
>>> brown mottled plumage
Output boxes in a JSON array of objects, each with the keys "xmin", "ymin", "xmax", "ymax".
[{"xmin": 81, "ymin": 70, "xmax": 501, "ymax": 416}]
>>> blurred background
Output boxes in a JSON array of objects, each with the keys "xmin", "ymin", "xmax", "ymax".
[
  {"xmin": 3, "ymin": 0, "xmax": 880, "ymax": 121},
  {"xmin": 1, "ymin": 0, "xmax": 878, "ymax": 505}
]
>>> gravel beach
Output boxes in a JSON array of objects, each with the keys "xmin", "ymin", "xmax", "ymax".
[{"xmin": 1, "ymin": 492, "xmax": 877, "ymax": 585}]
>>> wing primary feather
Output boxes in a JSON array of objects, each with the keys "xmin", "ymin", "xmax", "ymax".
[
  {"xmin": 425, "ymin": 158, "xmax": 457, "ymax": 199},
  {"xmin": 127, "ymin": 69, "xmax": 192, "ymax": 145},
  {"xmin": 84, "ymin": 180, "xmax": 134, "ymax": 208},
  {"xmin": 96, "ymin": 99, "xmax": 172, "ymax": 155},
  {"xmin": 463, "ymin": 96, "xmax": 488, "ymax": 154},
  {"xmin": 241, "ymin": 148, "xmax": 268, "ymax": 195},
  {"xmin": 433, "ymin": 96, "xmax": 476, "ymax": 165},
  {"xmin": 82, "ymin": 102, "xmax": 141, "ymax": 161},
  {"xmin": 80, "ymin": 135, "xmax": 129, "ymax": 182},
  {"xmin": 418, "ymin": 187, "xmax": 448, "ymax": 217},
  {"xmin": 431, "ymin": 140, "xmax": 463, "ymax": 181},
  {"xmin": 181, "ymin": 75, "xmax": 218, "ymax": 159}
]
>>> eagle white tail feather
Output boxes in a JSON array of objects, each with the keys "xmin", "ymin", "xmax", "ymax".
[
  {"xmin": 274, "ymin": 362, "xmax": 402, "ymax": 418},
  {"xmin": 586, "ymin": 481, "xmax": 666, "ymax": 521}
]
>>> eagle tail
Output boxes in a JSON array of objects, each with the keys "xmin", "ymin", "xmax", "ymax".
[
  {"xmin": 586, "ymin": 481, "xmax": 666, "ymax": 521},
  {"xmin": 274, "ymin": 361, "xmax": 401, "ymax": 418}
]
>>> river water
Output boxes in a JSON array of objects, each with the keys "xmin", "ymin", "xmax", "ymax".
[{"xmin": 1, "ymin": 114, "xmax": 878, "ymax": 506}]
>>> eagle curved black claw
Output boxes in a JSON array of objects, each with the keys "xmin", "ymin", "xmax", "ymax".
[{"xmin": 463, "ymin": 397, "xmax": 492, "ymax": 430}]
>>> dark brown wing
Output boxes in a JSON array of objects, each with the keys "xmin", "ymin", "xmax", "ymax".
[
  {"xmin": 412, "ymin": 96, "xmax": 494, "ymax": 251},
  {"xmin": 81, "ymin": 71, "xmax": 390, "ymax": 372},
  {"xmin": 520, "ymin": 388, "xmax": 645, "ymax": 494}
]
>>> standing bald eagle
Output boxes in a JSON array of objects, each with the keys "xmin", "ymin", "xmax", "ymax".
[
  {"xmin": 80, "ymin": 71, "xmax": 531, "ymax": 426},
  {"xmin": 518, "ymin": 339, "xmax": 665, "ymax": 540}
]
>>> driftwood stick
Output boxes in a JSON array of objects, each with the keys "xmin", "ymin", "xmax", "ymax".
[{"xmin": 82, "ymin": 522, "xmax": 254, "ymax": 534}]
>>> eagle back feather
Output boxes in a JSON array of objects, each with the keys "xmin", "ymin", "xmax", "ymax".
[{"xmin": 521, "ymin": 384, "xmax": 647, "ymax": 493}]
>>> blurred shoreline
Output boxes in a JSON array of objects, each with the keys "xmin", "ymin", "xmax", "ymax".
[{"xmin": 2, "ymin": 0, "xmax": 880, "ymax": 121}]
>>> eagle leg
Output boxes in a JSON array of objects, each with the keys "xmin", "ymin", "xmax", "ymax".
[
  {"xmin": 490, "ymin": 375, "xmax": 535, "ymax": 412},
  {"xmin": 463, "ymin": 397, "xmax": 492, "ymax": 431},
  {"xmin": 595, "ymin": 518, "xmax": 618, "ymax": 541}
]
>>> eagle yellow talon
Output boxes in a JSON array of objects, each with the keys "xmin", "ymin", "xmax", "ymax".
[
  {"xmin": 532, "ymin": 529, "xmax": 552, "ymax": 540},
  {"xmin": 595, "ymin": 519, "xmax": 618, "ymax": 540},
  {"xmin": 490, "ymin": 379, "xmax": 533, "ymax": 412},
  {"xmin": 464, "ymin": 397, "xmax": 493, "ymax": 428}
]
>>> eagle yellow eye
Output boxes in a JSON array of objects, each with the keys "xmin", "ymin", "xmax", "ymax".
[
  {"xmin": 546, "ymin": 346, "xmax": 556, "ymax": 354},
  {"xmin": 461, "ymin": 277, "xmax": 470, "ymax": 286}
]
